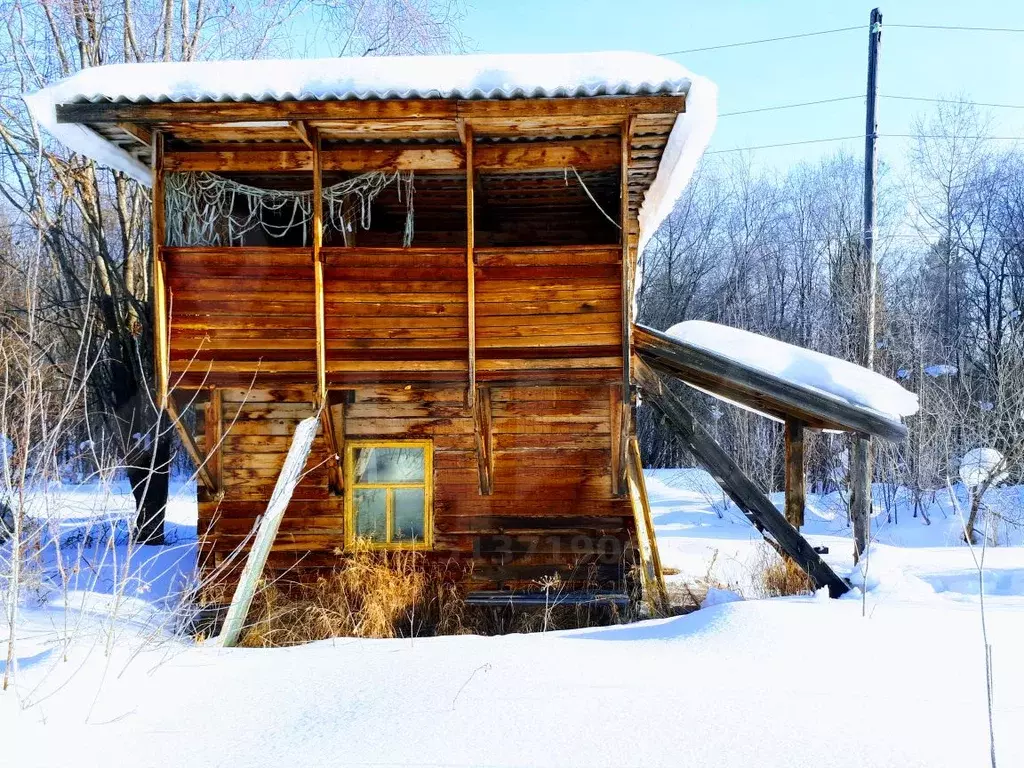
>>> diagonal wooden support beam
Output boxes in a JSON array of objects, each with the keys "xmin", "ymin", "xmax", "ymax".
[
  {"xmin": 473, "ymin": 384, "xmax": 494, "ymax": 495},
  {"xmin": 633, "ymin": 359, "xmax": 849, "ymax": 598},
  {"xmin": 320, "ymin": 391, "xmax": 348, "ymax": 496},
  {"xmin": 166, "ymin": 393, "xmax": 218, "ymax": 494}
]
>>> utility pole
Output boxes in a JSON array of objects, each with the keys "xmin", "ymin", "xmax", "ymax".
[{"xmin": 851, "ymin": 7, "xmax": 882, "ymax": 564}]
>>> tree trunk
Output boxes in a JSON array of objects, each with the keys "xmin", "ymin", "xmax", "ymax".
[
  {"xmin": 964, "ymin": 483, "xmax": 987, "ymax": 546},
  {"xmin": 850, "ymin": 435, "xmax": 872, "ymax": 562},
  {"xmin": 127, "ymin": 432, "xmax": 170, "ymax": 546}
]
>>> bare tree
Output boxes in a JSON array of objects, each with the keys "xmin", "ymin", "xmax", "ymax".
[{"xmin": 0, "ymin": 0, "xmax": 465, "ymax": 543}]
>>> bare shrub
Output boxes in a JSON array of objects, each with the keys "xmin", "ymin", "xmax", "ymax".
[
  {"xmin": 238, "ymin": 545, "xmax": 450, "ymax": 646},
  {"xmin": 754, "ymin": 547, "xmax": 813, "ymax": 598}
]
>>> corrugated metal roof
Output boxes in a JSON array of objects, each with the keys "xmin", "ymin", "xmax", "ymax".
[
  {"xmin": 24, "ymin": 51, "xmax": 718, "ymax": 253},
  {"xmin": 49, "ymin": 51, "xmax": 692, "ymax": 105}
]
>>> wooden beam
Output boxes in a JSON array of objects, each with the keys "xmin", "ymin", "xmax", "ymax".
[
  {"xmin": 290, "ymin": 120, "xmax": 313, "ymax": 149},
  {"xmin": 785, "ymin": 418, "xmax": 806, "ymax": 528},
  {"xmin": 311, "ymin": 126, "xmax": 327, "ymax": 407},
  {"xmin": 161, "ymin": 139, "xmax": 618, "ymax": 174},
  {"xmin": 166, "ymin": 393, "xmax": 218, "ymax": 493},
  {"xmin": 633, "ymin": 324, "xmax": 908, "ymax": 442},
  {"xmin": 473, "ymin": 384, "xmax": 494, "ymax": 495},
  {"xmin": 620, "ymin": 117, "xmax": 634, "ymax": 399},
  {"xmin": 320, "ymin": 398, "xmax": 344, "ymax": 495},
  {"xmin": 626, "ymin": 435, "xmax": 668, "ymax": 613},
  {"xmin": 57, "ymin": 95, "xmax": 686, "ymax": 125},
  {"xmin": 163, "ymin": 150, "xmax": 313, "ymax": 172},
  {"xmin": 206, "ymin": 388, "xmax": 223, "ymax": 494},
  {"xmin": 116, "ymin": 121, "xmax": 152, "ymax": 146},
  {"xmin": 633, "ymin": 358, "xmax": 850, "ymax": 598},
  {"xmin": 609, "ymin": 383, "xmax": 627, "ymax": 496},
  {"xmin": 465, "ymin": 123, "xmax": 477, "ymax": 408},
  {"xmin": 474, "ymin": 138, "xmax": 618, "ymax": 172},
  {"xmin": 152, "ymin": 130, "xmax": 169, "ymax": 405}
]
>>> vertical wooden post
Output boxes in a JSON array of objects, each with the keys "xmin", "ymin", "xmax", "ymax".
[
  {"xmin": 311, "ymin": 125, "xmax": 327, "ymax": 408},
  {"xmin": 207, "ymin": 388, "xmax": 223, "ymax": 494},
  {"xmin": 610, "ymin": 383, "xmax": 624, "ymax": 496},
  {"xmin": 465, "ymin": 123, "xmax": 476, "ymax": 409},
  {"xmin": 784, "ymin": 418, "xmax": 806, "ymax": 528},
  {"xmin": 151, "ymin": 130, "xmax": 169, "ymax": 406},
  {"xmin": 613, "ymin": 117, "xmax": 634, "ymax": 497},
  {"xmin": 619, "ymin": 117, "xmax": 633, "ymax": 396}
]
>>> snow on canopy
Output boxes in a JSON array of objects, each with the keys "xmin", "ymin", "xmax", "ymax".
[
  {"xmin": 23, "ymin": 51, "xmax": 717, "ymax": 253},
  {"xmin": 665, "ymin": 321, "xmax": 919, "ymax": 421}
]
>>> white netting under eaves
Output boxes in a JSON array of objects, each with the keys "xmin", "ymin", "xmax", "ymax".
[{"xmin": 164, "ymin": 170, "xmax": 415, "ymax": 247}]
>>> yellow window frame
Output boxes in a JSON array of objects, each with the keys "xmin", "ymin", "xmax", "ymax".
[{"xmin": 344, "ymin": 439, "xmax": 433, "ymax": 550}]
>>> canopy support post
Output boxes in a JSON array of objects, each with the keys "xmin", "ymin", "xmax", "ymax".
[{"xmin": 784, "ymin": 418, "xmax": 806, "ymax": 528}]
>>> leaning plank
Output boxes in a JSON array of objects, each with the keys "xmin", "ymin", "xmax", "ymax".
[
  {"xmin": 624, "ymin": 435, "xmax": 668, "ymax": 613},
  {"xmin": 633, "ymin": 359, "xmax": 849, "ymax": 598},
  {"xmin": 217, "ymin": 416, "xmax": 320, "ymax": 647}
]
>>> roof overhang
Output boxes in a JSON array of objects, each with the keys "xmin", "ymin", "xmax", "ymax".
[
  {"xmin": 633, "ymin": 324, "xmax": 908, "ymax": 442},
  {"xmin": 24, "ymin": 51, "xmax": 717, "ymax": 254}
]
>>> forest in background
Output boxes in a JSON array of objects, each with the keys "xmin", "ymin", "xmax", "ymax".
[
  {"xmin": 0, "ymin": 0, "xmax": 1021, "ymax": 543},
  {"xmin": 637, "ymin": 100, "xmax": 1024, "ymax": 537}
]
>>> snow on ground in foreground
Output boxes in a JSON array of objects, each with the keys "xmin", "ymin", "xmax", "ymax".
[{"xmin": 3, "ymin": 473, "xmax": 1024, "ymax": 768}]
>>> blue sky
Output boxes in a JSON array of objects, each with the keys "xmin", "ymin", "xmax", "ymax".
[{"xmin": 463, "ymin": 0, "xmax": 1024, "ymax": 170}]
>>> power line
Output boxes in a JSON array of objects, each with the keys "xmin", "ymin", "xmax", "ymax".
[
  {"xmin": 881, "ymin": 94, "xmax": 1024, "ymax": 110},
  {"xmin": 706, "ymin": 133, "xmax": 1024, "ymax": 155},
  {"xmin": 719, "ymin": 95, "xmax": 864, "ymax": 118},
  {"xmin": 658, "ymin": 25, "xmax": 863, "ymax": 56},
  {"xmin": 887, "ymin": 23, "xmax": 1024, "ymax": 33},
  {"xmin": 706, "ymin": 136, "xmax": 862, "ymax": 154},
  {"xmin": 659, "ymin": 21, "xmax": 1024, "ymax": 58},
  {"xmin": 720, "ymin": 94, "xmax": 1024, "ymax": 120}
]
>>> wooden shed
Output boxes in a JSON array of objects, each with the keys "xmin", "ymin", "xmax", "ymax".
[{"xmin": 27, "ymin": 52, "xmax": 718, "ymax": 604}]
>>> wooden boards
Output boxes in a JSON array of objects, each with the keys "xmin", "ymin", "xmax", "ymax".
[
  {"xmin": 165, "ymin": 247, "xmax": 316, "ymax": 388},
  {"xmin": 165, "ymin": 245, "xmax": 625, "ymax": 387},
  {"xmin": 161, "ymin": 139, "xmax": 619, "ymax": 174},
  {"xmin": 58, "ymin": 95, "xmax": 686, "ymax": 126},
  {"xmin": 197, "ymin": 382, "xmax": 635, "ymax": 594}
]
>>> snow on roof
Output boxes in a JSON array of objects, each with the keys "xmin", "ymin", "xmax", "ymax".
[
  {"xmin": 23, "ymin": 51, "xmax": 716, "ymax": 250},
  {"xmin": 665, "ymin": 321, "xmax": 919, "ymax": 421}
]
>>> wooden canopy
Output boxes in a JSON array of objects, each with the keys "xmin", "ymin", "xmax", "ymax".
[{"xmin": 633, "ymin": 324, "xmax": 908, "ymax": 443}]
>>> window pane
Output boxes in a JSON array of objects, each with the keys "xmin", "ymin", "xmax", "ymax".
[
  {"xmin": 354, "ymin": 488, "xmax": 386, "ymax": 542},
  {"xmin": 353, "ymin": 447, "xmax": 425, "ymax": 483},
  {"xmin": 392, "ymin": 488, "xmax": 426, "ymax": 543}
]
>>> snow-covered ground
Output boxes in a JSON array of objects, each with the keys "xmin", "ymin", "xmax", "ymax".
[{"xmin": 3, "ymin": 472, "xmax": 1023, "ymax": 768}]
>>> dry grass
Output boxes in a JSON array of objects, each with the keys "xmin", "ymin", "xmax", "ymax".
[
  {"xmin": 755, "ymin": 547, "xmax": 814, "ymax": 598},
  {"xmin": 233, "ymin": 547, "xmax": 628, "ymax": 646},
  {"xmin": 239, "ymin": 545, "xmax": 462, "ymax": 647}
]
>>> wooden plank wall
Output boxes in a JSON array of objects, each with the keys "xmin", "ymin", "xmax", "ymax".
[
  {"xmin": 321, "ymin": 246, "xmax": 469, "ymax": 385},
  {"xmin": 196, "ymin": 383, "xmax": 635, "ymax": 591},
  {"xmin": 475, "ymin": 245, "xmax": 622, "ymax": 382},
  {"xmin": 196, "ymin": 387, "xmax": 339, "ymax": 583},
  {"xmin": 167, "ymin": 248, "xmax": 316, "ymax": 387},
  {"xmin": 166, "ymin": 244, "xmax": 621, "ymax": 388}
]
